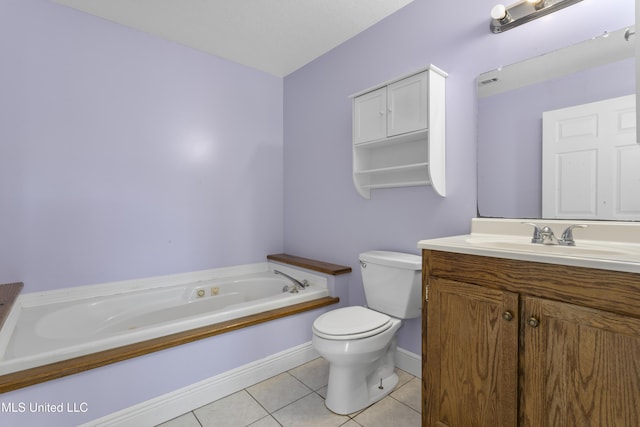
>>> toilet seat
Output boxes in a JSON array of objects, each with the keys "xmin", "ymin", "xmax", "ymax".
[{"xmin": 312, "ymin": 306, "xmax": 393, "ymax": 340}]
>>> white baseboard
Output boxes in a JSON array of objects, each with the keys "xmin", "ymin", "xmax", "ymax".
[
  {"xmin": 395, "ymin": 347, "xmax": 422, "ymax": 378},
  {"xmin": 82, "ymin": 342, "xmax": 320, "ymax": 427},
  {"xmin": 82, "ymin": 344, "xmax": 421, "ymax": 427}
]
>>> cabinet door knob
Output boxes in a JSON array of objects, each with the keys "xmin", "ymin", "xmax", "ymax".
[
  {"xmin": 502, "ymin": 311, "xmax": 513, "ymax": 321},
  {"xmin": 527, "ymin": 317, "xmax": 540, "ymax": 328}
]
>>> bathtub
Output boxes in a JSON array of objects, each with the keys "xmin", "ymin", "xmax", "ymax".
[{"xmin": 0, "ymin": 263, "xmax": 329, "ymax": 375}]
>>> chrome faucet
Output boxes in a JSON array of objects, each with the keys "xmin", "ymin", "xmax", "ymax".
[
  {"xmin": 274, "ymin": 270, "xmax": 308, "ymax": 293},
  {"xmin": 524, "ymin": 223, "xmax": 588, "ymax": 246},
  {"xmin": 558, "ymin": 224, "xmax": 588, "ymax": 246}
]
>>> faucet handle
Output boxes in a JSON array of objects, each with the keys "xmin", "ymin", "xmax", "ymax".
[
  {"xmin": 522, "ymin": 222, "xmax": 544, "ymax": 243},
  {"xmin": 559, "ymin": 224, "xmax": 588, "ymax": 246}
]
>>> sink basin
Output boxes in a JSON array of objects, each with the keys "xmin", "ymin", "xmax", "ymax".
[
  {"xmin": 418, "ymin": 218, "xmax": 640, "ymax": 274},
  {"xmin": 464, "ymin": 237, "xmax": 634, "ymax": 258}
]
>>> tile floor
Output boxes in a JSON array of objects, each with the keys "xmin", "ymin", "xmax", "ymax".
[{"xmin": 157, "ymin": 357, "xmax": 421, "ymax": 427}]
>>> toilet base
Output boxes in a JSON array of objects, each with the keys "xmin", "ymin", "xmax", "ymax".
[{"xmin": 323, "ymin": 337, "xmax": 399, "ymax": 415}]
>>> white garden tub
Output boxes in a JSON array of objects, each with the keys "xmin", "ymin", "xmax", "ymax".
[{"xmin": 0, "ymin": 262, "xmax": 328, "ymax": 375}]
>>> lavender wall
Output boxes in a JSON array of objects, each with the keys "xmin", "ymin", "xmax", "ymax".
[
  {"xmin": 282, "ymin": 0, "xmax": 635, "ymax": 355},
  {"xmin": 0, "ymin": 2, "xmax": 284, "ymax": 424},
  {"xmin": 0, "ymin": 0, "xmax": 284, "ymax": 294}
]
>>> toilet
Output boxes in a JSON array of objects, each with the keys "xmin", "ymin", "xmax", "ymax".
[{"xmin": 312, "ymin": 250, "xmax": 422, "ymax": 415}]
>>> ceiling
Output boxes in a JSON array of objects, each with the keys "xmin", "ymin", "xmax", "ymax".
[{"xmin": 52, "ymin": 0, "xmax": 415, "ymax": 77}]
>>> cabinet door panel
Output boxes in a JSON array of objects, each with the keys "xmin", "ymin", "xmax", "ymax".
[
  {"xmin": 426, "ymin": 277, "xmax": 518, "ymax": 426},
  {"xmin": 522, "ymin": 296, "xmax": 640, "ymax": 426},
  {"xmin": 353, "ymin": 87, "xmax": 387, "ymax": 144},
  {"xmin": 387, "ymin": 72, "xmax": 428, "ymax": 137}
]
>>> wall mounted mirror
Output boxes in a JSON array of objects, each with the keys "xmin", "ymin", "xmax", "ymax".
[{"xmin": 477, "ymin": 25, "xmax": 637, "ymax": 220}]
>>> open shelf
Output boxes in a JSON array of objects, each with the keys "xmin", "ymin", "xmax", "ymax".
[
  {"xmin": 354, "ymin": 129, "xmax": 428, "ymax": 149},
  {"xmin": 356, "ymin": 161, "xmax": 428, "ymax": 175},
  {"xmin": 355, "ymin": 162, "xmax": 431, "ymax": 191}
]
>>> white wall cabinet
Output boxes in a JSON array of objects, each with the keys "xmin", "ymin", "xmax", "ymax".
[{"xmin": 351, "ymin": 65, "xmax": 447, "ymax": 199}]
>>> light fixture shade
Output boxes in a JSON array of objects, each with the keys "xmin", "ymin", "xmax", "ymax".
[{"xmin": 491, "ymin": 4, "xmax": 508, "ymax": 21}]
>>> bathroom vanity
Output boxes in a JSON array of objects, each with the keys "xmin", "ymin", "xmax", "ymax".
[{"xmin": 418, "ymin": 219, "xmax": 640, "ymax": 426}]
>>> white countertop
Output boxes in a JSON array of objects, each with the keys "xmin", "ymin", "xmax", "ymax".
[{"xmin": 418, "ymin": 218, "xmax": 640, "ymax": 274}]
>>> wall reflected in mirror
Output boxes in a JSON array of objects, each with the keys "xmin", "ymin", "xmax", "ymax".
[{"xmin": 477, "ymin": 26, "xmax": 637, "ymax": 220}]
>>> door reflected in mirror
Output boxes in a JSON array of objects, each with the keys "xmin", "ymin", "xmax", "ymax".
[
  {"xmin": 477, "ymin": 26, "xmax": 637, "ymax": 220},
  {"xmin": 541, "ymin": 95, "xmax": 639, "ymax": 220}
]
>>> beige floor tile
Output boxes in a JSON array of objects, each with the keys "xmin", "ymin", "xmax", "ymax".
[
  {"xmin": 316, "ymin": 385, "xmax": 328, "ymax": 399},
  {"xmin": 248, "ymin": 415, "xmax": 282, "ymax": 427},
  {"xmin": 289, "ymin": 357, "xmax": 330, "ymax": 391},
  {"xmin": 156, "ymin": 361, "xmax": 421, "ymax": 427},
  {"xmin": 156, "ymin": 412, "xmax": 201, "ymax": 427},
  {"xmin": 391, "ymin": 376, "xmax": 421, "ymax": 412},
  {"xmin": 194, "ymin": 390, "xmax": 269, "ymax": 427},
  {"xmin": 353, "ymin": 396, "xmax": 421, "ymax": 427},
  {"xmin": 272, "ymin": 392, "xmax": 350, "ymax": 427},
  {"xmin": 246, "ymin": 371, "xmax": 313, "ymax": 412},
  {"xmin": 395, "ymin": 368, "xmax": 414, "ymax": 388}
]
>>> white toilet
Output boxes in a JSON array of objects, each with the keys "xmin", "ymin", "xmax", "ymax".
[{"xmin": 312, "ymin": 250, "xmax": 422, "ymax": 415}]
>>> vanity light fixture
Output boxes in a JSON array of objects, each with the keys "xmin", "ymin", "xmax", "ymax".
[{"xmin": 490, "ymin": 0, "xmax": 583, "ymax": 33}]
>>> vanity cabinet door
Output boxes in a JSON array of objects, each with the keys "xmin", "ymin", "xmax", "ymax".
[
  {"xmin": 426, "ymin": 277, "xmax": 519, "ymax": 427},
  {"xmin": 521, "ymin": 296, "xmax": 640, "ymax": 426}
]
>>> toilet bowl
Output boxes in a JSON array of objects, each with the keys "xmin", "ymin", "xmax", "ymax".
[
  {"xmin": 311, "ymin": 251, "xmax": 422, "ymax": 415},
  {"xmin": 312, "ymin": 306, "xmax": 402, "ymax": 414}
]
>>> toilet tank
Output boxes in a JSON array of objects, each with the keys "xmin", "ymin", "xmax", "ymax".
[{"xmin": 359, "ymin": 250, "xmax": 422, "ymax": 319}]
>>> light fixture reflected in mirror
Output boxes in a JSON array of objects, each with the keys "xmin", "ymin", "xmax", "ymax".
[
  {"xmin": 490, "ymin": 0, "xmax": 583, "ymax": 33},
  {"xmin": 527, "ymin": 0, "xmax": 546, "ymax": 10}
]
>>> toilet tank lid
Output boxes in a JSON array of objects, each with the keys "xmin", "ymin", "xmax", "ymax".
[{"xmin": 359, "ymin": 251, "xmax": 422, "ymax": 270}]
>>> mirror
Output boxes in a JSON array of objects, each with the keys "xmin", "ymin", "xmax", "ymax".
[{"xmin": 477, "ymin": 26, "xmax": 637, "ymax": 219}]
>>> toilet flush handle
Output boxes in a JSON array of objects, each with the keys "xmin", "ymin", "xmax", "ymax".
[{"xmin": 360, "ymin": 261, "xmax": 367, "ymax": 268}]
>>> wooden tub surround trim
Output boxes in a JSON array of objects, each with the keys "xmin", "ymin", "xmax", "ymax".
[
  {"xmin": 0, "ymin": 254, "xmax": 347, "ymax": 393},
  {"xmin": 0, "ymin": 283, "xmax": 23, "ymax": 332},
  {"xmin": 267, "ymin": 254, "xmax": 352, "ymax": 275}
]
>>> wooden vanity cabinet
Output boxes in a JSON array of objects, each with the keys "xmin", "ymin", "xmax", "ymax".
[
  {"xmin": 426, "ymin": 277, "xmax": 518, "ymax": 426},
  {"xmin": 422, "ymin": 250, "xmax": 640, "ymax": 427}
]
